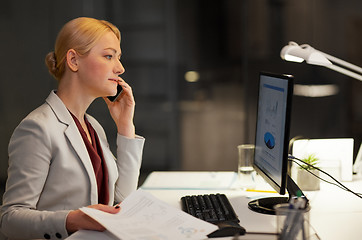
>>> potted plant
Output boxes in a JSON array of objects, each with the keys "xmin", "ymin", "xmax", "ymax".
[{"xmin": 297, "ymin": 153, "xmax": 320, "ymax": 191}]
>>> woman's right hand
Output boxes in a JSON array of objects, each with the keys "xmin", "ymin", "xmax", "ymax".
[
  {"xmin": 104, "ymin": 78, "xmax": 136, "ymax": 139},
  {"xmin": 66, "ymin": 204, "xmax": 120, "ymax": 233}
]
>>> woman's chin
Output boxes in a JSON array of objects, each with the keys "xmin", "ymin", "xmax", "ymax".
[
  {"xmin": 109, "ymin": 90, "xmax": 118, "ymax": 97},
  {"xmin": 107, "ymin": 87, "xmax": 118, "ymax": 97}
]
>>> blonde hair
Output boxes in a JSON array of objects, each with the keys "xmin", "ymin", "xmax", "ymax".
[{"xmin": 45, "ymin": 17, "xmax": 120, "ymax": 81}]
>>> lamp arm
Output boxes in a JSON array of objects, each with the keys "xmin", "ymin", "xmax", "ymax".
[
  {"xmin": 319, "ymin": 51, "xmax": 362, "ymax": 75},
  {"xmin": 326, "ymin": 64, "xmax": 362, "ymax": 82}
]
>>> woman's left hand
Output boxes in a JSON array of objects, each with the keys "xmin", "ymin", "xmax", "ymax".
[
  {"xmin": 66, "ymin": 204, "xmax": 121, "ymax": 234},
  {"xmin": 104, "ymin": 78, "xmax": 136, "ymax": 138}
]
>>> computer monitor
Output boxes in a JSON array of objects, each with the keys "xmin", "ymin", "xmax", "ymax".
[{"xmin": 248, "ymin": 72, "xmax": 307, "ymax": 215}]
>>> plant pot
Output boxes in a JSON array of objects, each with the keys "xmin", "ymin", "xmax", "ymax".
[{"xmin": 297, "ymin": 169, "xmax": 320, "ymax": 191}]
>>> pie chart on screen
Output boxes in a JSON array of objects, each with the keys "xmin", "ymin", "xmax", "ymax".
[{"xmin": 264, "ymin": 132, "xmax": 275, "ymax": 149}]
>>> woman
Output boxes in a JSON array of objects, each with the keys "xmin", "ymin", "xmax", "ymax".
[{"xmin": 0, "ymin": 17, "xmax": 144, "ymax": 239}]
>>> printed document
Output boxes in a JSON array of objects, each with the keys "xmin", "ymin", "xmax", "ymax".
[{"xmin": 79, "ymin": 189, "xmax": 218, "ymax": 240}]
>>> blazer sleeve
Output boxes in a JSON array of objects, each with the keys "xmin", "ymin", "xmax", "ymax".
[
  {"xmin": 114, "ymin": 134, "xmax": 145, "ymax": 202},
  {"xmin": 0, "ymin": 117, "xmax": 70, "ymax": 239}
]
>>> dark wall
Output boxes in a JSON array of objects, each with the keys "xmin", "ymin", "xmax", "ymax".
[{"xmin": 0, "ymin": 0, "xmax": 361, "ymax": 181}]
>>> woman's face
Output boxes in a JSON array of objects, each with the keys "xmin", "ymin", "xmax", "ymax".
[{"xmin": 77, "ymin": 31, "xmax": 124, "ymax": 98}]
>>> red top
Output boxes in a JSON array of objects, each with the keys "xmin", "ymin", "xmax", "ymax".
[{"xmin": 70, "ymin": 112, "xmax": 109, "ymax": 204}]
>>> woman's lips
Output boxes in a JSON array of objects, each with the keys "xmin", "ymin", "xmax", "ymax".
[{"xmin": 109, "ymin": 79, "xmax": 119, "ymax": 83}]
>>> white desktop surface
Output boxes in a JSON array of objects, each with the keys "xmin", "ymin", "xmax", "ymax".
[
  {"xmin": 141, "ymin": 171, "xmax": 362, "ymax": 240},
  {"xmin": 304, "ymin": 179, "xmax": 362, "ymax": 240},
  {"xmin": 68, "ymin": 171, "xmax": 362, "ymax": 240}
]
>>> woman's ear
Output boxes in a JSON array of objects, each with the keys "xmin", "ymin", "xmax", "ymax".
[{"xmin": 66, "ymin": 49, "xmax": 79, "ymax": 72}]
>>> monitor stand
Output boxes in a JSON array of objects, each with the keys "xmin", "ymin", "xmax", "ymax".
[{"xmin": 248, "ymin": 175, "xmax": 308, "ymax": 215}]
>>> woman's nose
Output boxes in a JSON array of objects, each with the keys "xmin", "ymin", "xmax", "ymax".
[{"xmin": 115, "ymin": 60, "xmax": 125, "ymax": 75}]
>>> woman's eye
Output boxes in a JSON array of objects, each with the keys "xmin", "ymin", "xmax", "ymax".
[{"xmin": 105, "ymin": 55, "xmax": 112, "ymax": 60}]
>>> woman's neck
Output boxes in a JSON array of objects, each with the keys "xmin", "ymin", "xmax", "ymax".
[{"xmin": 56, "ymin": 78, "xmax": 95, "ymax": 124}]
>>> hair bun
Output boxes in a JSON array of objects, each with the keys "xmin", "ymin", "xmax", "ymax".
[{"xmin": 45, "ymin": 51, "xmax": 58, "ymax": 78}]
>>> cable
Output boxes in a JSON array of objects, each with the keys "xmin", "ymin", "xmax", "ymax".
[
  {"xmin": 291, "ymin": 157, "xmax": 362, "ymax": 198},
  {"xmin": 292, "ymin": 160, "xmax": 342, "ymax": 188},
  {"xmin": 288, "ymin": 155, "xmax": 362, "ymax": 199},
  {"xmin": 289, "ymin": 155, "xmax": 362, "ymax": 198},
  {"xmin": 291, "ymin": 160, "xmax": 352, "ymax": 192}
]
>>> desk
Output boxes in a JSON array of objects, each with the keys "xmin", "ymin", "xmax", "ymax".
[
  {"xmin": 141, "ymin": 171, "xmax": 362, "ymax": 240},
  {"xmin": 68, "ymin": 171, "xmax": 362, "ymax": 240}
]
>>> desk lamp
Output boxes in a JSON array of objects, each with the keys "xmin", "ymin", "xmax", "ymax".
[
  {"xmin": 280, "ymin": 41, "xmax": 362, "ymax": 82},
  {"xmin": 281, "ymin": 41, "xmax": 362, "ymax": 176}
]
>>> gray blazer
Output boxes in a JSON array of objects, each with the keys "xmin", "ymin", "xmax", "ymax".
[{"xmin": 0, "ymin": 91, "xmax": 145, "ymax": 239}]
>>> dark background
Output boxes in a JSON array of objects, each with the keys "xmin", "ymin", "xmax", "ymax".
[{"xmin": 0, "ymin": 0, "xmax": 361, "ymax": 199}]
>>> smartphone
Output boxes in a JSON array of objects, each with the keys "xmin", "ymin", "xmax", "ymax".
[{"xmin": 107, "ymin": 84, "xmax": 123, "ymax": 102}]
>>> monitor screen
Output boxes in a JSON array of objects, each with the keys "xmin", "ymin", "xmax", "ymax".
[
  {"xmin": 254, "ymin": 72, "xmax": 293, "ymax": 194},
  {"xmin": 248, "ymin": 72, "xmax": 296, "ymax": 215}
]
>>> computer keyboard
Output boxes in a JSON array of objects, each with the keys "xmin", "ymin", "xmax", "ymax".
[{"xmin": 181, "ymin": 193, "xmax": 246, "ymax": 238}]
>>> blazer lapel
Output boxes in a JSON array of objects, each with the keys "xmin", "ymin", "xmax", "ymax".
[
  {"xmin": 46, "ymin": 91, "xmax": 98, "ymax": 204},
  {"xmin": 64, "ymin": 126, "xmax": 98, "ymax": 204}
]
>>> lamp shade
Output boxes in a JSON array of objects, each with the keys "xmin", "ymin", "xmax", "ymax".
[
  {"xmin": 281, "ymin": 41, "xmax": 362, "ymax": 82},
  {"xmin": 280, "ymin": 41, "xmax": 332, "ymax": 66}
]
